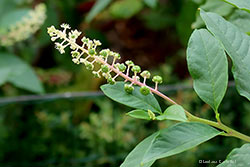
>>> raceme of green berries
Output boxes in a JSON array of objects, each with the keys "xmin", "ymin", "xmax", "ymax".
[{"xmin": 47, "ymin": 24, "xmax": 163, "ymax": 96}]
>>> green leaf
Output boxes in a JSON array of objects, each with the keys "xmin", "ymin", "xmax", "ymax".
[
  {"xmin": 187, "ymin": 29, "xmax": 228, "ymax": 111},
  {"xmin": 192, "ymin": 0, "xmax": 233, "ymax": 29},
  {"xmin": 127, "ymin": 110, "xmax": 150, "ymax": 120},
  {"xmin": 229, "ymin": 9, "xmax": 250, "ymax": 34},
  {"xmin": 85, "ymin": 0, "xmax": 112, "ymax": 23},
  {"xmin": 144, "ymin": 0, "xmax": 158, "ymax": 8},
  {"xmin": 200, "ymin": 10, "xmax": 250, "ymax": 100},
  {"xmin": 218, "ymin": 143, "xmax": 250, "ymax": 167},
  {"xmin": 142, "ymin": 122, "xmax": 222, "ymax": 164},
  {"xmin": 101, "ymin": 82, "xmax": 162, "ymax": 113},
  {"xmin": 156, "ymin": 105, "xmax": 188, "ymax": 122},
  {"xmin": 0, "ymin": 53, "xmax": 44, "ymax": 93},
  {"xmin": 0, "ymin": 68, "xmax": 11, "ymax": 85},
  {"xmin": 109, "ymin": 0, "xmax": 143, "ymax": 19},
  {"xmin": 120, "ymin": 132, "xmax": 159, "ymax": 167},
  {"xmin": 223, "ymin": 0, "xmax": 250, "ymax": 12}
]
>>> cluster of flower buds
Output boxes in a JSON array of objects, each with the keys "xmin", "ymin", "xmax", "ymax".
[
  {"xmin": 0, "ymin": 3, "xmax": 46, "ymax": 46},
  {"xmin": 47, "ymin": 24, "xmax": 163, "ymax": 96}
]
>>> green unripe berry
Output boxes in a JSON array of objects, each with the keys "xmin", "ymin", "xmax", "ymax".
[
  {"xmin": 152, "ymin": 75, "xmax": 163, "ymax": 84},
  {"xmin": 100, "ymin": 50, "xmax": 108, "ymax": 58},
  {"xmin": 118, "ymin": 63, "xmax": 126, "ymax": 72},
  {"xmin": 131, "ymin": 65, "xmax": 141, "ymax": 73},
  {"xmin": 107, "ymin": 77, "xmax": 115, "ymax": 85},
  {"xmin": 140, "ymin": 86, "xmax": 150, "ymax": 95},
  {"xmin": 92, "ymin": 71, "xmax": 100, "ymax": 78},
  {"xmin": 81, "ymin": 37, "xmax": 89, "ymax": 43},
  {"xmin": 72, "ymin": 58, "xmax": 80, "ymax": 64},
  {"xmin": 85, "ymin": 63, "xmax": 94, "ymax": 70},
  {"xmin": 140, "ymin": 70, "xmax": 151, "ymax": 78},
  {"xmin": 125, "ymin": 60, "xmax": 134, "ymax": 66},
  {"xmin": 124, "ymin": 84, "xmax": 134, "ymax": 94},
  {"xmin": 101, "ymin": 65, "xmax": 109, "ymax": 73},
  {"xmin": 88, "ymin": 49, "xmax": 95, "ymax": 56},
  {"xmin": 102, "ymin": 73, "xmax": 111, "ymax": 79},
  {"xmin": 71, "ymin": 51, "xmax": 80, "ymax": 58}
]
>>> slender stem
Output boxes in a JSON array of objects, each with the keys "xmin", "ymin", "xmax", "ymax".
[{"xmin": 187, "ymin": 113, "xmax": 250, "ymax": 142}]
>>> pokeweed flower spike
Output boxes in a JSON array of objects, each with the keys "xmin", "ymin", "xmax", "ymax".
[
  {"xmin": 0, "ymin": 3, "xmax": 47, "ymax": 46},
  {"xmin": 47, "ymin": 24, "xmax": 164, "ymax": 96}
]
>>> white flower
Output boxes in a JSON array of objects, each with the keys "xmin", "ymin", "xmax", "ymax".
[
  {"xmin": 61, "ymin": 23, "xmax": 70, "ymax": 29},
  {"xmin": 69, "ymin": 30, "xmax": 81, "ymax": 42},
  {"xmin": 72, "ymin": 58, "xmax": 80, "ymax": 64},
  {"xmin": 55, "ymin": 42, "xmax": 65, "ymax": 54},
  {"xmin": 0, "ymin": 3, "xmax": 47, "ymax": 46},
  {"xmin": 93, "ymin": 39, "xmax": 101, "ymax": 46}
]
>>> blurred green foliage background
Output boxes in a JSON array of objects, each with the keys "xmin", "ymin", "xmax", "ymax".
[{"xmin": 0, "ymin": 0, "xmax": 249, "ymax": 166}]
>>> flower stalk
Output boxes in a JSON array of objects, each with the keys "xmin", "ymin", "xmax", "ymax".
[{"xmin": 47, "ymin": 24, "xmax": 250, "ymax": 142}]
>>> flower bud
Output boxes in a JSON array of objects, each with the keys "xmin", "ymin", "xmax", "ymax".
[
  {"xmin": 140, "ymin": 86, "xmax": 150, "ymax": 95},
  {"xmin": 148, "ymin": 110, "xmax": 156, "ymax": 120},
  {"xmin": 124, "ymin": 84, "xmax": 134, "ymax": 94}
]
